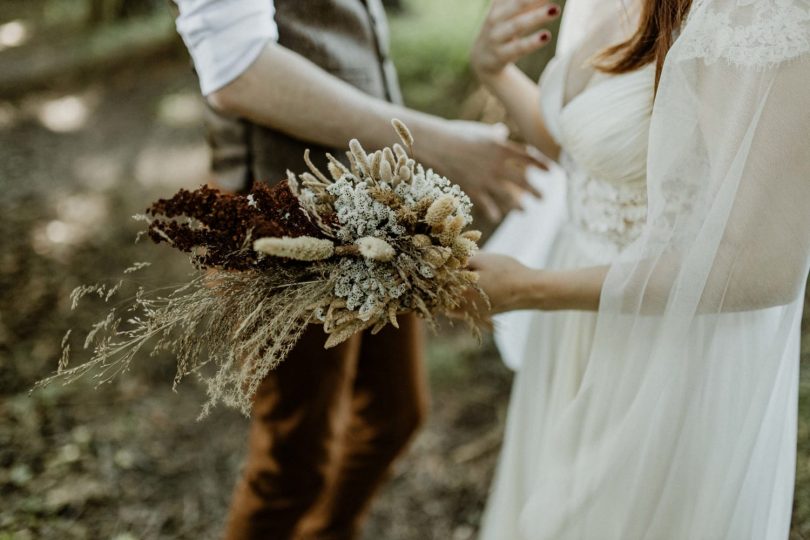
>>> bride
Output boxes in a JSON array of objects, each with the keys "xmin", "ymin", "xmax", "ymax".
[{"xmin": 467, "ymin": 0, "xmax": 810, "ymax": 538}]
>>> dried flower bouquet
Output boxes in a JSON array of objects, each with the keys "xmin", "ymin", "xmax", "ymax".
[{"xmin": 41, "ymin": 121, "xmax": 486, "ymax": 416}]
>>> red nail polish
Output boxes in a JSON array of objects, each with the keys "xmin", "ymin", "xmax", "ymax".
[
  {"xmin": 540, "ymin": 32, "xmax": 550, "ymax": 42},
  {"xmin": 548, "ymin": 5, "xmax": 559, "ymax": 16}
]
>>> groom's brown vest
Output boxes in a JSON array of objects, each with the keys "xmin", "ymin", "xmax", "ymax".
[{"xmin": 204, "ymin": 0, "xmax": 402, "ymax": 191}]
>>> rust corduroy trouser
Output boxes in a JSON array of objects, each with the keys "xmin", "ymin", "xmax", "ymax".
[{"xmin": 223, "ymin": 313, "xmax": 427, "ymax": 540}]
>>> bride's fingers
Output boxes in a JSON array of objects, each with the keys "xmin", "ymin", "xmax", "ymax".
[
  {"xmin": 490, "ymin": 4, "xmax": 560, "ymax": 43},
  {"xmin": 502, "ymin": 164, "xmax": 543, "ymax": 198},
  {"xmin": 488, "ymin": 183, "xmax": 524, "ymax": 214},
  {"xmin": 508, "ymin": 154, "xmax": 550, "ymax": 177},
  {"xmin": 498, "ymin": 30, "xmax": 553, "ymax": 64},
  {"xmin": 491, "ymin": 0, "xmax": 549, "ymax": 22},
  {"xmin": 503, "ymin": 140, "xmax": 550, "ymax": 170},
  {"xmin": 503, "ymin": 182, "xmax": 530, "ymax": 208},
  {"xmin": 476, "ymin": 191, "xmax": 504, "ymax": 222}
]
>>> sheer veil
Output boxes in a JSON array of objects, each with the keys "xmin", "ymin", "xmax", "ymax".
[{"xmin": 519, "ymin": 0, "xmax": 810, "ymax": 538}]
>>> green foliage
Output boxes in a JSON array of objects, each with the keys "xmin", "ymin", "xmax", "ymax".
[
  {"xmin": 389, "ymin": 0, "xmax": 489, "ymax": 116},
  {"xmin": 388, "ymin": 0, "xmax": 562, "ymax": 118},
  {"xmin": 797, "ymin": 373, "xmax": 810, "ymax": 538}
]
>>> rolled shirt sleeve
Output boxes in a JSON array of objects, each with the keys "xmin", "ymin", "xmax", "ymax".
[{"xmin": 174, "ymin": 0, "xmax": 278, "ymax": 95}]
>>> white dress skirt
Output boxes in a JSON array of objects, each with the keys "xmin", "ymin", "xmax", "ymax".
[{"xmin": 480, "ymin": 52, "xmax": 655, "ymax": 538}]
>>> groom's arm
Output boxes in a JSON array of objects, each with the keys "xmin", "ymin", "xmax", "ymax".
[
  {"xmin": 209, "ymin": 43, "xmax": 548, "ymax": 219},
  {"xmin": 208, "ymin": 42, "xmax": 460, "ymax": 171},
  {"xmin": 173, "ymin": 0, "xmax": 545, "ymax": 219}
]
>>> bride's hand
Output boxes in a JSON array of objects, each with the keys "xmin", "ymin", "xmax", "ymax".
[
  {"xmin": 466, "ymin": 253, "xmax": 541, "ymax": 316},
  {"xmin": 467, "ymin": 254, "xmax": 609, "ymax": 315},
  {"xmin": 471, "ymin": 0, "xmax": 561, "ymax": 79}
]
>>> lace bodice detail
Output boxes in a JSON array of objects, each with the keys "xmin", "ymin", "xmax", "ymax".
[{"xmin": 540, "ymin": 54, "xmax": 655, "ymax": 260}]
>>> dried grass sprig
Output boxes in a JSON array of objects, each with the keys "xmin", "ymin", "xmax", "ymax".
[{"xmin": 39, "ymin": 267, "xmax": 335, "ymax": 417}]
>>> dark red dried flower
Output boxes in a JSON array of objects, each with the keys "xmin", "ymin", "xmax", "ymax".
[{"xmin": 146, "ymin": 181, "xmax": 324, "ymax": 270}]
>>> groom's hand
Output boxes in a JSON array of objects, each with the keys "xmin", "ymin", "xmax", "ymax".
[
  {"xmin": 418, "ymin": 120, "xmax": 547, "ymax": 221},
  {"xmin": 472, "ymin": 0, "xmax": 561, "ymax": 79}
]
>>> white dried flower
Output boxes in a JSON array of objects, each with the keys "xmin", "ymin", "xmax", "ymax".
[
  {"xmin": 393, "ymin": 166, "xmax": 473, "ymax": 224},
  {"xmin": 418, "ymin": 264, "xmax": 434, "ymax": 278},
  {"xmin": 254, "ymin": 236, "xmax": 335, "ymax": 261},
  {"xmin": 326, "ymin": 177, "xmax": 403, "ymax": 241},
  {"xmin": 333, "ymin": 258, "xmax": 403, "ymax": 312},
  {"xmin": 356, "ymin": 236, "xmax": 396, "ymax": 262}
]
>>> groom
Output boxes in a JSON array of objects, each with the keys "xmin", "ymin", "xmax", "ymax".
[{"xmin": 173, "ymin": 1, "xmax": 542, "ymax": 538}]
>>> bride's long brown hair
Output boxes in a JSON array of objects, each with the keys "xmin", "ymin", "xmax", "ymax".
[{"xmin": 595, "ymin": 0, "xmax": 693, "ymax": 89}]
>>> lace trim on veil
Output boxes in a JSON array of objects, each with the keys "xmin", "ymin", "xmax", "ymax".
[{"xmin": 678, "ymin": 0, "xmax": 810, "ymax": 67}]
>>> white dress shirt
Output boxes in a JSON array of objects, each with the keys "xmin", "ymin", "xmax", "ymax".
[{"xmin": 174, "ymin": 0, "xmax": 279, "ymax": 95}]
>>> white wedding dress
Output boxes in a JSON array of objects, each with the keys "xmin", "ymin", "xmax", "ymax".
[
  {"xmin": 481, "ymin": 0, "xmax": 810, "ymax": 538},
  {"xmin": 481, "ymin": 31, "xmax": 663, "ymax": 540}
]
